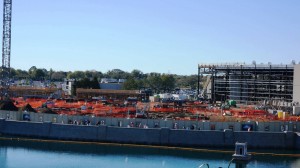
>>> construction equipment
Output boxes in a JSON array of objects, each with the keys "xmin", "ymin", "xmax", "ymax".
[{"xmin": 1, "ymin": 0, "xmax": 12, "ymax": 99}]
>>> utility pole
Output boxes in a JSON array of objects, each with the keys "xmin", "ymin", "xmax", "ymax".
[{"xmin": 1, "ymin": 0, "xmax": 12, "ymax": 99}]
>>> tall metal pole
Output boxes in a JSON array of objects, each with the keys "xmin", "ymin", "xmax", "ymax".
[
  {"xmin": 1, "ymin": 0, "xmax": 12, "ymax": 99},
  {"xmin": 197, "ymin": 65, "xmax": 200, "ymax": 98}
]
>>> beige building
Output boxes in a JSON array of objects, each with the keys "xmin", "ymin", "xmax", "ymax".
[{"xmin": 293, "ymin": 64, "xmax": 300, "ymax": 104}]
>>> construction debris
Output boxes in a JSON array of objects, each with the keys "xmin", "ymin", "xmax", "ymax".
[{"xmin": 0, "ymin": 100, "xmax": 18, "ymax": 111}]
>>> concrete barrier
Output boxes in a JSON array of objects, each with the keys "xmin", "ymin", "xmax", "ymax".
[
  {"xmin": 295, "ymin": 132, "xmax": 300, "ymax": 149},
  {"xmin": 160, "ymin": 128, "xmax": 170, "ymax": 145},
  {"xmin": 0, "ymin": 119, "xmax": 298, "ymax": 149},
  {"xmin": 285, "ymin": 131, "xmax": 295, "ymax": 148},
  {"xmin": 2, "ymin": 121, "xmax": 51, "ymax": 138},
  {"xmin": 106, "ymin": 127, "xmax": 161, "ymax": 145},
  {"xmin": 49, "ymin": 124, "xmax": 98, "ymax": 141},
  {"xmin": 169, "ymin": 130, "xmax": 224, "ymax": 147},
  {"xmin": 2, "ymin": 110, "xmax": 299, "ymax": 132},
  {"xmin": 234, "ymin": 131, "xmax": 287, "ymax": 148},
  {"xmin": 224, "ymin": 129, "xmax": 234, "ymax": 145},
  {"xmin": 1, "ymin": 110, "xmax": 300, "ymax": 149},
  {"xmin": 97, "ymin": 125, "xmax": 107, "ymax": 141}
]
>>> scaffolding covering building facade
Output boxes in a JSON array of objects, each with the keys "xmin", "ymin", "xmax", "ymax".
[{"xmin": 198, "ymin": 62, "xmax": 298, "ymax": 106}]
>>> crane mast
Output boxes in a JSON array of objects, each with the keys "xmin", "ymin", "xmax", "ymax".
[{"xmin": 1, "ymin": 0, "xmax": 12, "ymax": 99}]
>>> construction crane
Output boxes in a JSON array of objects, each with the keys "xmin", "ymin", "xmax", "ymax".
[{"xmin": 1, "ymin": 0, "xmax": 12, "ymax": 99}]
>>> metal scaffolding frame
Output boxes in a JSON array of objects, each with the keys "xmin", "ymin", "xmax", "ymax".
[
  {"xmin": 1, "ymin": 0, "xmax": 12, "ymax": 98},
  {"xmin": 198, "ymin": 63, "xmax": 295, "ymax": 106}
]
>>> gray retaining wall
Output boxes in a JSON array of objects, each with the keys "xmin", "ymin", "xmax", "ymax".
[
  {"xmin": 1, "ymin": 110, "xmax": 300, "ymax": 133},
  {"xmin": 1, "ymin": 110, "xmax": 300, "ymax": 149},
  {"xmin": 0, "ymin": 119, "xmax": 299, "ymax": 149}
]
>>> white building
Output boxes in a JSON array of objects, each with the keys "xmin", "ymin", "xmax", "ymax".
[
  {"xmin": 62, "ymin": 79, "xmax": 75, "ymax": 95},
  {"xmin": 100, "ymin": 78, "xmax": 126, "ymax": 83}
]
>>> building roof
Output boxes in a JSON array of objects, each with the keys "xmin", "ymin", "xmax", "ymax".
[
  {"xmin": 198, "ymin": 62, "xmax": 297, "ymax": 69},
  {"xmin": 76, "ymin": 88, "xmax": 140, "ymax": 95}
]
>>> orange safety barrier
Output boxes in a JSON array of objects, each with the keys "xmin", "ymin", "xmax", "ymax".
[
  {"xmin": 28, "ymin": 101, "xmax": 44, "ymax": 108},
  {"xmin": 10, "ymin": 97, "xmax": 297, "ymax": 122},
  {"xmin": 93, "ymin": 104, "xmax": 104, "ymax": 108}
]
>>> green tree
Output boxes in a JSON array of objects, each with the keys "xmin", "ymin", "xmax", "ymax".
[
  {"xmin": 35, "ymin": 69, "xmax": 46, "ymax": 80},
  {"xmin": 10, "ymin": 68, "xmax": 17, "ymax": 79},
  {"xmin": 161, "ymin": 74, "xmax": 175, "ymax": 92},
  {"xmin": 185, "ymin": 75, "xmax": 198, "ymax": 89},
  {"xmin": 76, "ymin": 77, "xmax": 100, "ymax": 89},
  {"xmin": 41, "ymin": 68, "xmax": 48, "ymax": 79},
  {"xmin": 90, "ymin": 77, "xmax": 100, "ymax": 89},
  {"xmin": 49, "ymin": 68, "xmax": 54, "ymax": 80},
  {"xmin": 28, "ymin": 66, "xmax": 37, "ymax": 79},
  {"xmin": 28, "ymin": 66, "xmax": 46, "ymax": 80},
  {"xmin": 131, "ymin": 69, "xmax": 144, "ymax": 79},
  {"xmin": 15, "ymin": 69, "xmax": 30, "ymax": 79},
  {"xmin": 77, "ymin": 78, "xmax": 90, "ymax": 88},
  {"xmin": 71, "ymin": 80, "xmax": 77, "ymax": 96},
  {"xmin": 123, "ymin": 77, "xmax": 138, "ymax": 90},
  {"xmin": 67, "ymin": 71, "xmax": 85, "ymax": 79},
  {"xmin": 85, "ymin": 70, "xmax": 103, "ymax": 79},
  {"xmin": 146, "ymin": 73, "xmax": 162, "ymax": 93},
  {"xmin": 51, "ymin": 71, "xmax": 67, "ymax": 81},
  {"xmin": 175, "ymin": 75, "xmax": 199, "ymax": 90},
  {"xmin": 136, "ymin": 79, "xmax": 145, "ymax": 89},
  {"xmin": 105, "ymin": 69, "xmax": 129, "ymax": 79}
]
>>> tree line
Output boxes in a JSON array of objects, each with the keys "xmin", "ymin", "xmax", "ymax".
[{"xmin": 7, "ymin": 66, "xmax": 200, "ymax": 92}]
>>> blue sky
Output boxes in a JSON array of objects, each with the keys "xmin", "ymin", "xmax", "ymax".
[{"xmin": 2, "ymin": 0, "xmax": 300, "ymax": 75}]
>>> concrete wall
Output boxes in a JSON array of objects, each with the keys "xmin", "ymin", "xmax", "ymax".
[
  {"xmin": 293, "ymin": 64, "xmax": 300, "ymax": 104},
  {"xmin": 49, "ymin": 124, "xmax": 98, "ymax": 141},
  {"xmin": 106, "ymin": 127, "xmax": 161, "ymax": 145},
  {"xmin": 295, "ymin": 132, "xmax": 300, "ymax": 149},
  {"xmin": 2, "ymin": 120, "xmax": 51, "ymax": 138},
  {"xmin": 1, "ymin": 110, "xmax": 300, "ymax": 133},
  {"xmin": 234, "ymin": 131, "xmax": 287, "ymax": 148},
  {"xmin": 0, "ymin": 119, "xmax": 298, "ymax": 149},
  {"xmin": 0, "ymin": 119, "xmax": 4, "ymax": 134},
  {"xmin": 168, "ymin": 130, "xmax": 224, "ymax": 147}
]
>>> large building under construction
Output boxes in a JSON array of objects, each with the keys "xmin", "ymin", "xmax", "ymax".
[{"xmin": 198, "ymin": 62, "xmax": 300, "ymax": 107}]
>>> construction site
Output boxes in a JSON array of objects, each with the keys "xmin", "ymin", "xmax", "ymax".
[
  {"xmin": 1, "ymin": 80, "xmax": 300, "ymax": 124},
  {"xmin": 198, "ymin": 62, "xmax": 297, "ymax": 105},
  {"xmin": 0, "ymin": 0, "xmax": 300, "ymax": 125}
]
